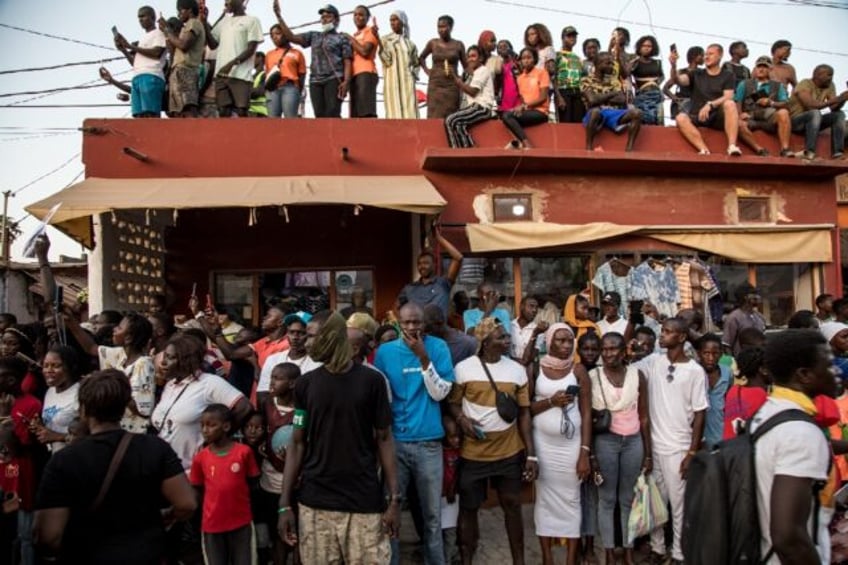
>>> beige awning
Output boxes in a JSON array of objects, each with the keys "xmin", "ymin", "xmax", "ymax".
[
  {"xmin": 25, "ymin": 176, "xmax": 447, "ymax": 247},
  {"xmin": 646, "ymin": 225, "xmax": 833, "ymax": 263},
  {"xmin": 466, "ymin": 221, "xmax": 833, "ymax": 263},
  {"xmin": 466, "ymin": 222, "xmax": 643, "ymax": 252}
]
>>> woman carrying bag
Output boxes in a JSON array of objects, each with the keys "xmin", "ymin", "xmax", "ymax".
[{"xmin": 590, "ymin": 332, "xmax": 652, "ymax": 565}]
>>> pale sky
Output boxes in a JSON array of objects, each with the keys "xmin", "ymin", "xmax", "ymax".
[{"xmin": 1, "ymin": 0, "xmax": 846, "ymax": 261}]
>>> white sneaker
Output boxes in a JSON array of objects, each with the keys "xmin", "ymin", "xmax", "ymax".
[
  {"xmin": 697, "ymin": 148, "xmax": 710, "ymax": 155},
  {"xmin": 727, "ymin": 144, "xmax": 742, "ymax": 156}
]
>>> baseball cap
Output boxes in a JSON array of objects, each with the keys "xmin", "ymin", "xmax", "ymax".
[
  {"xmin": 601, "ymin": 292, "xmax": 622, "ymax": 306},
  {"xmin": 318, "ymin": 4, "xmax": 339, "ymax": 17},
  {"xmin": 284, "ymin": 311, "xmax": 313, "ymax": 327},
  {"xmin": 346, "ymin": 312, "xmax": 379, "ymax": 338},
  {"xmin": 755, "ymin": 55, "xmax": 772, "ymax": 68},
  {"xmin": 563, "ymin": 26, "xmax": 578, "ymax": 36}
]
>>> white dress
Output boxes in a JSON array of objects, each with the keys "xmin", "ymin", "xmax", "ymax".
[{"xmin": 533, "ymin": 369, "xmax": 582, "ymax": 537}]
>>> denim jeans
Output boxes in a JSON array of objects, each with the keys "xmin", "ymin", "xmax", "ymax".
[
  {"xmin": 391, "ymin": 440, "xmax": 445, "ymax": 565},
  {"xmin": 594, "ymin": 431, "xmax": 643, "ymax": 549},
  {"xmin": 791, "ymin": 109, "xmax": 845, "ymax": 155},
  {"xmin": 266, "ymin": 83, "xmax": 301, "ymax": 118},
  {"xmin": 18, "ymin": 510, "xmax": 34, "ymax": 565}
]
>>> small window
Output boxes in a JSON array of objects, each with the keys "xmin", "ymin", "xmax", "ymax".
[
  {"xmin": 493, "ymin": 194, "xmax": 533, "ymax": 222},
  {"xmin": 738, "ymin": 196, "xmax": 771, "ymax": 223}
]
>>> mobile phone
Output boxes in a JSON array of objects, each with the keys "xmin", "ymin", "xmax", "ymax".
[
  {"xmin": 111, "ymin": 26, "xmax": 119, "ymax": 38},
  {"xmin": 565, "ymin": 385, "xmax": 580, "ymax": 396},
  {"xmin": 472, "ymin": 425, "xmax": 487, "ymax": 440},
  {"xmin": 835, "ymin": 482, "xmax": 848, "ymax": 506},
  {"xmin": 670, "ymin": 43, "xmax": 677, "ymax": 54}
]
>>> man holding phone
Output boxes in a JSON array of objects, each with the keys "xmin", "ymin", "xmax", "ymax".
[
  {"xmin": 374, "ymin": 302, "xmax": 455, "ymax": 565},
  {"xmin": 112, "ymin": 6, "xmax": 167, "ymax": 118},
  {"xmin": 463, "ymin": 282, "xmax": 511, "ymax": 333}
]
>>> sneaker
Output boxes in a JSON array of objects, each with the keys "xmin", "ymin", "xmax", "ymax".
[
  {"xmin": 756, "ymin": 148, "xmax": 770, "ymax": 157},
  {"xmin": 504, "ymin": 140, "xmax": 521, "ymax": 150},
  {"xmin": 727, "ymin": 144, "xmax": 742, "ymax": 156},
  {"xmin": 697, "ymin": 148, "xmax": 711, "ymax": 155},
  {"xmin": 833, "ymin": 152, "xmax": 845, "ymax": 160},
  {"xmin": 779, "ymin": 148, "xmax": 794, "ymax": 158},
  {"xmin": 800, "ymin": 150, "xmax": 816, "ymax": 161}
]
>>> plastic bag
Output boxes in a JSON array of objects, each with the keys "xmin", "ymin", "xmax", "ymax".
[{"xmin": 627, "ymin": 472, "xmax": 669, "ymax": 544}]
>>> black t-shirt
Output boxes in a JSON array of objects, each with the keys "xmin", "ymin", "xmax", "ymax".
[
  {"xmin": 295, "ymin": 364, "xmax": 392, "ymax": 513},
  {"xmin": 36, "ymin": 430, "xmax": 184, "ymax": 565},
  {"xmin": 689, "ymin": 68, "xmax": 735, "ymax": 114}
]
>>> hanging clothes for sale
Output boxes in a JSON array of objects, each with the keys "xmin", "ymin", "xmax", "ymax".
[
  {"xmin": 627, "ymin": 258, "xmax": 680, "ymax": 319},
  {"xmin": 592, "ymin": 258, "xmax": 631, "ymax": 317}
]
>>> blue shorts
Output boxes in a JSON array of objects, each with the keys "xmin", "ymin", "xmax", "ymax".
[
  {"xmin": 584, "ymin": 107, "xmax": 629, "ymax": 132},
  {"xmin": 131, "ymin": 74, "xmax": 165, "ymax": 117}
]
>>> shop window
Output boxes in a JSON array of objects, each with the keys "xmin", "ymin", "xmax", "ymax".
[
  {"xmin": 755, "ymin": 264, "xmax": 800, "ymax": 327},
  {"xmin": 447, "ymin": 257, "xmax": 516, "ymax": 316},
  {"xmin": 214, "ymin": 268, "xmax": 375, "ymax": 325},
  {"xmin": 492, "ymin": 194, "xmax": 533, "ymax": 222},
  {"xmin": 737, "ymin": 196, "xmax": 771, "ymax": 223},
  {"xmin": 215, "ymin": 274, "xmax": 253, "ymax": 322},
  {"xmin": 520, "ymin": 257, "xmax": 590, "ymax": 312}
]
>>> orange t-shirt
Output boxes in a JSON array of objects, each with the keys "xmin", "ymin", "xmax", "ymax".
[
  {"xmin": 517, "ymin": 67, "xmax": 551, "ymax": 114},
  {"xmin": 250, "ymin": 336, "xmax": 289, "ymax": 371},
  {"xmin": 351, "ymin": 26, "xmax": 378, "ymax": 76},
  {"xmin": 266, "ymin": 46, "xmax": 306, "ymax": 88}
]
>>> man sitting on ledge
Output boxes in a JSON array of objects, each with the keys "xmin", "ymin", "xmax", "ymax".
[
  {"xmin": 581, "ymin": 51, "xmax": 642, "ymax": 152},
  {"xmin": 669, "ymin": 43, "xmax": 742, "ymax": 156}
]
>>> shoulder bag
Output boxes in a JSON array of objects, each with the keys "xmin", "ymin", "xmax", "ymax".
[
  {"xmin": 591, "ymin": 368, "xmax": 612, "ymax": 435},
  {"xmin": 90, "ymin": 431, "xmax": 134, "ymax": 512},
  {"xmin": 479, "ymin": 357, "xmax": 519, "ymax": 424}
]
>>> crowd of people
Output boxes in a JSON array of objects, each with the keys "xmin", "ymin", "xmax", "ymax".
[
  {"xmin": 105, "ymin": 1, "xmax": 847, "ymax": 159},
  {"xmin": 1, "ymin": 231, "xmax": 848, "ymax": 565}
]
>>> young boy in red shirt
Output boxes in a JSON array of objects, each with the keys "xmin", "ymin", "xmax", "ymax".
[{"xmin": 190, "ymin": 403, "xmax": 260, "ymax": 565}]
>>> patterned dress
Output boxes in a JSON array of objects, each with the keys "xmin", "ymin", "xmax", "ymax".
[{"xmin": 379, "ymin": 32, "xmax": 419, "ymax": 119}]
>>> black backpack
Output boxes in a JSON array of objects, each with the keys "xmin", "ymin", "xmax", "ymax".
[{"xmin": 682, "ymin": 408, "xmax": 824, "ymax": 564}]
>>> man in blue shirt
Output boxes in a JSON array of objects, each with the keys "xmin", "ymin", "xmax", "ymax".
[
  {"xmin": 374, "ymin": 302, "xmax": 455, "ymax": 565},
  {"xmin": 397, "ymin": 230, "xmax": 464, "ymax": 317},
  {"xmin": 735, "ymin": 55, "xmax": 793, "ymax": 157},
  {"xmin": 463, "ymin": 282, "xmax": 512, "ymax": 332}
]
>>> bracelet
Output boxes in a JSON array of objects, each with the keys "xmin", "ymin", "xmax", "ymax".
[
  {"xmin": 526, "ymin": 455, "xmax": 539, "ymax": 462},
  {"xmin": 278, "ymin": 506, "xmax": 291, "ymax": 514},
  {"xmin": 580, "ymin": 445, "xmax": 591, "ymax": 453}
]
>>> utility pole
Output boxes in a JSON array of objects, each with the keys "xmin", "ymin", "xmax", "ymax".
[{"xmin": 0, "ymin": 190, "xmax": 9, "ymax": 312}]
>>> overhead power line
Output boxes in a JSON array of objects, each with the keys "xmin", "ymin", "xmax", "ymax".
[
  {"xmin": 0, "ymin": 57, "xmax": 124, "ymax": 76},
  {"xmin": 0, "ymin": 103, "xmax": 129, "ymax": 109},
  {"xmin": 0, "ymin": 83, "xmax": 109, "ymax": 99},
  {"xmin": 483, "ymin": 0, "xmax": 848, "ymax": 57},
  {"xmin": 0, "ymin": 22, "xmax": 115, "ymax": 51},
  {"xmin": 10, "ymin": 153, "xmax": 81, "ymax": 197}
]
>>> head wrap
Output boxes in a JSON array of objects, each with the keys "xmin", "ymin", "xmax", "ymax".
[
  {"xmin": 821, "ymin": 321, "xmax": 848, "ymax": 345},
  {"xmin": 478, "ymin": 30, "xmax": 496, "ymax": 49},
  {"xmin": 540, "ymin": 323, "xmax": 575, "ymax": 373},
  {"xmin": 391, "ymin": 10, "xmax": 409, "ymax": 38},
  {"xmin": 473, "ymin": 317, "xmax": 501, "ymax": 352},
  {"xmin": 309, "ymin": 312, "xmax": 352, "ymax": 374}
]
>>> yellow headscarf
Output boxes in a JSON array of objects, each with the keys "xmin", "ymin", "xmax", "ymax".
[{"xmin": 562, "ymin": 295, "xmax": 601, "ymax": 344}]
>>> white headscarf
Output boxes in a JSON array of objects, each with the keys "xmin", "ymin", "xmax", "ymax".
[{"xmin": 391, "ymin": 9, "xmax": 410, "ymax": 39}]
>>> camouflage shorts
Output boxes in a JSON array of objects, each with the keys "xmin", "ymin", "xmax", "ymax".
[{"xmin": 298, "ymin": 504, "xmax": 390, "ymax": 564}]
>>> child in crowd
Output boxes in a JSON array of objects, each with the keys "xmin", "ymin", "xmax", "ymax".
[
  {"xmin": 697, "ymin": 334, "xmax": 732, "ymax": 448},
  {"xmin": 190, "ymin": 404, "xmax": 260, "ymax": 565},
  {"xmin": 240, "ymin": 411, "xmax": 273, "ymax": 563},
  {"xmin": 0, "ymin": 419, "xmax": 20, "ymax": 559},
  {"xmin": 441, "ymin": 415, "xmax": 461, "ymax": 565},
  {"xmin": 261, "ymin": 362, "xmax": 300, "ymax": 565}
]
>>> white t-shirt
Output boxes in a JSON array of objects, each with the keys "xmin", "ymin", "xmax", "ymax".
[
  {"xmin": 133, "ymin": 28, "xmax": 167, "ymax": 80},
  {"xmin": 98, "ymin": 346, "xmax": 156, "ymax": 434},
  {"xmin": 257, "ymin": 351, "xmax": 323, "ymax": 393},
  {"xmin": 598, "ymin": 317, "xmax": 628, "ymax": 336},
  {"xmin": 454, "ymin": 356, "xmax": 527, "ymax": 433},
  {"xmin": 509, "ymin": 319, "xmax": 543, "ymax": 360},
  {"xmin": 750, "ymin": 398, "xmax": 829, "ymax": 564},
  {"xmin": 211, "ymin": 14, "xmax": 264, "ymax": 82},
  {"xmin": 42, "ymin": 382, "xmax": 80, "ymax": 452},
  {"xmin": 150, "ymin": 373, "xmax": 245, "ymax": 471},
  {"xmin": 642, "ymin": 353, "xmax": 709, "ymax": 455},
  {"xmin": 462, "ymin": 66, "xmax": 496, "ymax": 111}
]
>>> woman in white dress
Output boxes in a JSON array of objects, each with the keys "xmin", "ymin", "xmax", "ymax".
[{"xmin": 530, "ymin": 323, "xmax": 592, "ymax": 565}]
